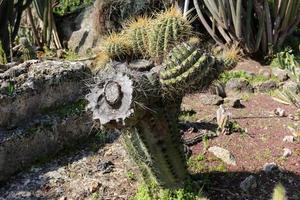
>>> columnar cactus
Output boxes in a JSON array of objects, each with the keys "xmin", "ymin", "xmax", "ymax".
[
  {"xmin": 148, "ymin": 7, "xmax": 192, "ymax": 62},
  {"xmin": 86, "ymin": 45, "xmax": 223, "ymax": 187}
]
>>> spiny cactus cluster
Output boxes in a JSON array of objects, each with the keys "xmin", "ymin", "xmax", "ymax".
[
  {"xmin": 0, "ymin": 41, "xmax": 7, "ymax": 65},
  {"xmin": 147, "ymin": 7, "xmax": 192, "ymax": 61},
  {"xmin": 95, "ymin": 7, "xmax": 192, "ymax": 68},
  {"xmin": 19, "ymin": 37, "xmax": 37, "ymax": 61},
  {"xmin": 101, "ymin": 32, "xmax": 130, "ymax": 60},
  {"xmin": 159, "ymin": 38, "xmax": 216, "ymax": 95},
  {"xmin": 124, "ymin": 17, "xmax": 150, "ymax": 57}
]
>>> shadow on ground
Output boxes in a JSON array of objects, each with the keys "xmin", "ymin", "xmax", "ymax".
[{"xmin": 192, "ymin": 170, "xmax": 300, "ymax": 200}]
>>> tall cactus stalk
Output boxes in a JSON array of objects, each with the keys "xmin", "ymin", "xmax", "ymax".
[
  {"xmin": 86, "ymin": 40, "xmax": 223, "ymax": 188},
  {"xmin": 193, "ymin": 0, "xmax": 300, "ymax": 55}
]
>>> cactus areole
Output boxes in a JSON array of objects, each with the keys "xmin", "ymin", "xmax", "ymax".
[{"xmin": 86, "ymin": 43, "xmax": 223, "ymax": 188}]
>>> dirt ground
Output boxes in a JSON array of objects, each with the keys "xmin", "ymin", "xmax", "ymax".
[
  {"xmin": 1, "ymin": 59, "xmax": 300, "ymax": 200},
  {"xmin": 181, "ymin": 59, "xmax": 300, "ymax": 200}
]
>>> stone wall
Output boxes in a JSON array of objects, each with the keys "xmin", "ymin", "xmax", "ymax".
[{"xmin": 0, "ymin": 60, "xmax": 94, "ymax": 182}]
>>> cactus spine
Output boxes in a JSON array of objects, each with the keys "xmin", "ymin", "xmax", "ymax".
[
  {"xmin": 102, "ymin": 32, "xmax": 130, "ymax": 60},
  {"xmin": 148, "ymin": 7, "xmax": 192, "ymax": 62},
  {"xmin": 124, "ymin": 17, "xmax": 151, "ymax": 57},
  {"xmin": 159, "ymin": 39, "xmax": 216, "ymax": 95}
]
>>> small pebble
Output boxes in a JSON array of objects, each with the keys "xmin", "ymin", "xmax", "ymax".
[
  {"xmin": 274, "ymin": 108, "xmax": 286, "ymax": 117},
  {"xmin": 263, "ymin": 162, "xmax": 279, "ymax": 173},
  {"xmin": 283, "ymin": 135, "xmax": 295, "ymax": 143},
  {"xmin": 283, "ymin": 148, "xmax": 292, "ymax": 158}
]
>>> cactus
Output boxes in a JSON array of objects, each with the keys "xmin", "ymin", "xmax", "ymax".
[
  {"xmin": 86, "ymin": 69, "xmax": 189, "ymax": 188},
  {"xmin": 159, "ymin": 38, "xmax": 216, "ymax": 96},
  {"xmin": 148, "ymin": 7, "xmax": 192, "ymax": 62},
  {"xmin": 19, "ymin": 37, "xmax": 37, "ymax": 61},
  {"xmin": 0, "ymin": 41, "xmax": 7, "ymax": 64},
  {"xmin": 93, "ymin": 51, "xmax": 111, "ymax": 72},
  {"xmin": 124, "ymin": 16, "xmax": 152, "ymax": 57},
  {"xmin": 102, "ymin": 32, "xmax": 131, "ymax": 60}
]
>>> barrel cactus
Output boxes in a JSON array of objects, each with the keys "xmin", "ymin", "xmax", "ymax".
[
  {"xmin": 101, "ymin": 32, "xmax": 131, "ymax": 60},
  {"xmin": 124, "ymin": 16, "xmax": 151, "ymax": 57},
  {"xmin": 159, "ymin": 38, "xmax": 217, "ymax": 96},
  {"xmin": 148, "ymin": 7, "xmax": 192, "ymax": 62},
  {"xmin": 19, "ymin": 37, "xmax": 37, "ymax": 61}
]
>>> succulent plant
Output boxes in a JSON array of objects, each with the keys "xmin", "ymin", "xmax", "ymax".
[
  {"xmin": 159, "ymin": 38, "xmax": 216, "ymax": 96},
  {"xmin": 124, "ymin": 16, "xmax": 151, "ymax": 57},
  {"xmin": 148, "ymin": 7, "xmax": 192, "ymax": 62},
  {"xmin": 0, "ymin": 41, "xmax": 7, "ymax": 65},
  {"xmin": 101, "ymin": 32, "xmax": 131, "ymax": 60},
  {"xmin": 93, "ymin": 51, "xmax": 111, "ymax": 72},
  {"xmin": 272, "ymin": 183, "xmax": 287, "ymax": 200},
  {"xmin": 19, "ymin": 37, "xmax": 37, "ymax": 61},
  {"xmin": 86, "ymin": 68, "xmax": 188, "ymax": 187}
]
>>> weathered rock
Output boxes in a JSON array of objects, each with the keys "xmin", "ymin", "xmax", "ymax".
[
  {"xmin": 263, "ymin": 162, "xmax": 279, "ymax": 173},
  {"xmin": 208, "ymin": 146, "xmax": 237, "ymax": 166},
  {"xmin": 129, "ymin": 59, "xmax": 154, "ymax": 71},
  {"xmin": 258, "ymin": 68, "xmax": 272, "ymax": 79},
  {"xmin": 256, "ymin": 80, "xmax": 278, "ymax": 92},
  {"xmin": 96, "ymin": 160, "xmax": 114, "ymax": 174},
  {"xmin": 57, "ymin": 6, "xmax": 101, "ymax": 55},
  {"xmin": 274, "ymin": 108, "xmax": 287, "ymax": 117},
  {"xmin": 0, "ymin": 60, "xmax": 90, "ymax": 128},
  {"xmin": 199, "ymin": 94, "xmax": 223, "ymax": 106},
  {"xmin": 282, "ymin": 81, "xmax": 299, "ymax": 94},
  {"xmin": 283, "ymin": 135, "xmax": 295, "ymax": 143},
  {"xmin": 223, "ymin": 97, "xmax": 244, "ymax": 108},
  {"xmin": 208, "ymin": 82, "xmax": 226, "ymax": 98},
  {"xmin": 225, "ymin": 78, "xmax": 254, "ymax": 94},
  {"xmin": 0, "ymin": 111, "xmax": 93, "ymax": 183},
  {"xmin": 240, "ymin": 175, "xmax": 257, "ymax": 193},
  {"xmin": 283, "ymin": 148, "xmax": 292, "ymax": 158},
  {"xmin": 272, "ymin": 68, "xmax": 289, "ymax": 82}
]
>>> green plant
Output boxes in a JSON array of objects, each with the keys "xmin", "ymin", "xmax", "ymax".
[
  {"xmin": 101, "ymin": 32, "xmax": 131, "ymax": 60},
  {"xmin": 193, "ymin": 0, "xmax": 300, "ymax": 55},
  {"xmin": 132, "ymin": 182, "xmax": 206, "ymax": 200},
  {"xmin": 33, "ymin": 0, "xmax": 62, "ymax": 49},
  {"xmin": 272, "ymin": 183, "xmax": 287, "ymax": 200},
  {"xmin": 127, "ymin": 171, "xmax": 137, "ymax": 181},
  {"xmin": 19, "ymin": 37, "xmax": 37, "ymax": 61},
  {"xmin": 271, "ymin": 48, "xmax": 300, "ymax": 70},
  {"xmin": 148, "ymin": 7, "xmax": 192, "ymax": 62},
  {"xmin": 124, "ymin": 16, "xmax": 151, "ymax": 57},
  {"xmin": 7, "ymin": 81, "xmax": 15, "ymax": 96},
  {"xmin": 53, "ymin": 0, "xmax": 93, "ymax": 15},
  {"xmin": 159, "ymin": 38, "xmax": 216, "ymax": 96},
  {"xmin": 0, "ymin": 41, "xmax": 7, "ymax": 64}
]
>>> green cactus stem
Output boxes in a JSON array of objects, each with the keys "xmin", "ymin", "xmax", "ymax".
[
  {"xmin": 124, "ymin": 17, "xmax": 151, "ymax": 57},
  {"xmin": 148, "ymin": 7, "xmax": 192, "ymax": 62},
  {"xmin": 159, "ymin": 41, "xmax": 216, "ymax": 96},
  {"xmin": 102, "ymin": 32, "xmax": 130, "ymax": 60}
]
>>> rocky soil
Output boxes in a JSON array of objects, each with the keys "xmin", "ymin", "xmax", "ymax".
[
  {"xmin": 0, "ymin": 136, "xmax": 140, "ymax": 200},
  {"xmin": 1, "ymin": 59, "xmax": 300, "ymax": 200}
]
